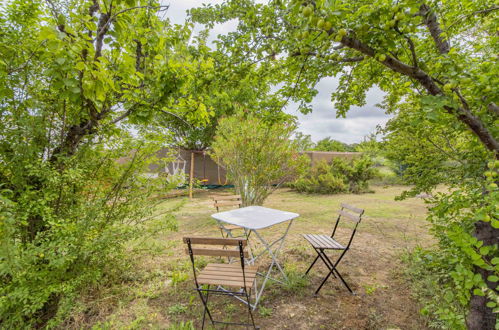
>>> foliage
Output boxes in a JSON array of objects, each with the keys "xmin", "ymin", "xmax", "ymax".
[
  {"xmin": 290, "ymin": 160, "xmax": 347, "ymax": 194},
  {"xmin": 191, "ymin": 0, "xmax": 498, "ymax": 327},
  {"xmin": 290, "ymin": 157, "xmax": 376, "ymax": 194},
  {"xmin": 402, "ymin": 247, "xmax": 467, "ymax": 329},
  {"xmin": 258, "ymin": 306, "xmax": 273, "ymax": 317},
  {"xmin": 155, "ymin": 45, "xmax": 289, "ymax": 150},
  {"xmin": 0, "ymin": 134, "xmax": 176, "ymax": 328},
  {"xmin": 0, "ymin": 0, "xmax": 202, "ymax": 327},
  {"xmin": 168, "ymin": 321, "xmax": 195, "ymax": 330},
  {"xmin": 293, "ymin": 132, "xmax": 315, "ymax": 152},
  {"xmin": 314, "ymin": 137, "xmax": 354, "ymax": 152},
  {"xmin": 211, "ymin": 113, "xmax": 309, "ymax": 206}
]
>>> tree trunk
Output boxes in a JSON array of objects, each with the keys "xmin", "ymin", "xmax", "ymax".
[{"xmin": 466, "ymin": 220, "xmax": 499, "ymax": 330}]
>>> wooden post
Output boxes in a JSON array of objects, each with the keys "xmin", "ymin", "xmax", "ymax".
[{"xmin": 189, "ymin": 152, "xmax": 195, "ymax": 199}]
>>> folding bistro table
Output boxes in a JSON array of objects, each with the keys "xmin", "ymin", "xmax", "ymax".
[{"xmin": 211, "ymin": 206, "xmax": 299, "ymax": 309}]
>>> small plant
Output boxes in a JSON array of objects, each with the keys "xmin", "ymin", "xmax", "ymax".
[
  {"xmin": 282, "ymin": 264, "xmax": 309, "ymax": 293},
  {"xmin": 168, "ymin": 321, "xmax": 195, "ymax": 330},
  {"xmin": 362, "ymin": 282, "xmax": 386, "ymax": 295},
  {"xmin": 225, "ymin": 303, "xmax": 237, "ymax": 315},
  {"xmin": 168, "ymin": 303, "xmax": 188, "ymax": 315},
  {"xmin": 170, "ymin": 271, "xmax": 189, "ymax": 287},
  {"xmin": 258, "ymin": 305, "xmax": 273, "ymax": 317}
]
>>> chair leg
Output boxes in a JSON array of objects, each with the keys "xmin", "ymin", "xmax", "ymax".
[
  {"xmin": 315, "ymin": 251, "xmax": 354, "ymax": 295},
  {"xmin": 315, "ymin": 267, "xmax": 335, "ymax": 295},
  {"xmin": 244, "ymin": 288, "xmax": 258, "ymax": 329},
  {"xmin": 305, "ymin": 255, "xmax": 320, "ymax": 275},
  {"xmin": 201, "ymin": 285, "xmax": 211, "ymax": 328},
  {"xmin": 316, "ymin": 250, "xmax": 337, "ymax": 279},
  {"xmin": 332, "ymin": 268, "xmax": 353, "ymax": 294},
  {"xmin": 196, "ymin": 287, "xmax": 214, "ymax": 329}
]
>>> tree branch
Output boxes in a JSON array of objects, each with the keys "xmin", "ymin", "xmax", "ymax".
[
  {"xmin": 335, "ymin": 33, "xmax": 499, "ymax": 155},
  {"xmin": 419, "ymin": 4, "xmax": 450, "ymax": 54}
]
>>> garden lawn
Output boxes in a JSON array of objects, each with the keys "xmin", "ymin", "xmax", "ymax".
[{"xmin": 67, "ymin": 186, "xmax": 435, "ymax": 329}]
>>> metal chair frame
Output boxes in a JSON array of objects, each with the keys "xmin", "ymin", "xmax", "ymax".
[
  {"xmin": 184, "ymin": 237, "xmax": 259, "ymax": 329},
  {"xmin": 303, "ymin": 203, "xmax": 364, "ymax": 295}
]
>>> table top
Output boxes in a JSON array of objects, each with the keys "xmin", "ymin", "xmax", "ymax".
[{"xmin": 211, "ymin": 206, "xmax": 299, "ymax": 230}]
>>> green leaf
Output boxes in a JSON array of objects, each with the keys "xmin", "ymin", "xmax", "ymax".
[
  {"xmin": 473, "ymin": 288, "xmax": 485, "ymax": 296},
  {"xmin": 75, "ymin": 62, "xmax": 85, "ymax": 71},
  {"xmin": 487, "ymin": 275, "xmax": 498, "ymax": 282}
]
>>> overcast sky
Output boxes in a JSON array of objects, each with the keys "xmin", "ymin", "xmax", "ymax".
[{"xmin": 166, "ymin": 1, "xmax": 392, "ymax": 144}]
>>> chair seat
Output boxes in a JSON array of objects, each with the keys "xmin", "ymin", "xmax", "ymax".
[
  {"xmin": 197, "ymin": 263, "xmax": 258, "ymax": 288},
  {"xmin": 302, "ymin": 234, "xmax": 346, "ymax": 250}
]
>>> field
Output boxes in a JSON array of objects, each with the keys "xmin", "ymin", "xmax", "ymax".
[{"xmin": 70, "ymin": 185, "xmax": 435, "ymax": 329}]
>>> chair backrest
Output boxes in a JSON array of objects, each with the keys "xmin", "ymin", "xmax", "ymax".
[
  {"xmin": 183, "ymin": 237, "xmax": 250, "ymax": 288},
  {"xmin": 331, "ymin": 203, "xmax": 365, "ymax": 249},
  {"xmin": 183, "ymin": 237, "xmax": 249, "ymax": 258},
  {"xmin": 212, "ymin": 194, "xmax": 242, "ymax": 212}
]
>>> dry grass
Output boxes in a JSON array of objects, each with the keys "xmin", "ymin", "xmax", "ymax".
[{"xmin": 69, "ymin": 185, "xmax": 435, "ymax": 329}]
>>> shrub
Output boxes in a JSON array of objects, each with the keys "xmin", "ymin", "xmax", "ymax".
[
  {"xmin": 402, "ymin": 247, "xmax": 468, "ymax": 329},
  {"xmin": 289, "ymin": 157, "xmax": 376, "ymax": 194},
  {"xmin": 211, "ymin": 114, "xmax": 309, "ymax": 206},
  {"xmin": 0, "ymin": 136, "xmax": 176, "ymax": 328}
]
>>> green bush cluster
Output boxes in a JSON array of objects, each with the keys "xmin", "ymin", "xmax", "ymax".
[
  {"xmin": 289, "ymin": 157, "xmax": 377, "ymax": 194},
  {"xmin": 0, "ymin": 138, "xmax": 177, "ymax": 328}
]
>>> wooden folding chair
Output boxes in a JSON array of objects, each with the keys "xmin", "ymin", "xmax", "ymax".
[
  {"xmin": 211, "ymin": 194, "xmax": 244, "ymax": 238},
  {"xmin": 184, "ymin": 237, "xmax": 259, "ymax": 329},
  {"xmin": 302, "ymin": 203, "xmax": 364, "ymax": 295}
]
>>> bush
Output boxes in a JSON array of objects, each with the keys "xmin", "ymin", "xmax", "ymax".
[
  {"xmin": 289, "ymin": 157, "xmax": 377, "ymax": 194},
  {"xmin": 0, "ymin": 136, "xmax": 176, "ymax": 328},
  {"xmin": 402, "ymin": 247, "xmax": 467, "ymax": 329}
]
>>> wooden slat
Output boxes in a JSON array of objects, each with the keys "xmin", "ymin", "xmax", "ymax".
[
  {"xmin": 200, "ymin": 272, "xmax": 257, "ymax": 281},
  {"xmin": 303, "ymin": 234, "xmax": 325, "ymax": 249},
  {"xmin": 314, "ymin": 235, "xmax": 334, "ymax": 248},
  {"xmin": 214, "ymin": 200, "xmax": 242, "ymax": 208},
  {"xmin": 339, "ymin": 210, "xmax": 361, "ymax": 223},
  {"xmin": 185, "ymin": 248, "xmax": 249, "ymax": 258},
  {"xmin": 197, "ymin": 263, "xmax": 257, "ymax": 288},
  {"xmin": 183, "ymin": 237, "xmax": 247, "ymax": 246},
  {"xmin": 199, "ymin": 271, "xmax": 257, "ymax": 281},
  {"xmin": 302, "ymin": 234, "xmax": 345, "ymax": 250},
  {"xmin": 341, "ymin": 203, "xmax": 364, "ymax": 215},
  {"xmin": 196, "ymin": 277, "xmax": 254, "ymax": 288},
  {"xmin": 203, "ymin": 264, "xmax": 258, "ymax": 274},
  {"xmin": 211, "ymin": 195, "xmax": 241, "ymax": 201}
]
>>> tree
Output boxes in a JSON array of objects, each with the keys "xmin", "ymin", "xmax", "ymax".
[
  {"xmin": 211, "ymin": 113, "xmax": 308, "ymax": 206},
  {"xmin": 293, "ymin": 131, "xmax": 315, "ymax": 151},
  {"xmin": 0, "ymin": 0, "xmax": 202, "ymax": 326},
  {"xmin": 314, "ymin": 137, "xmax": 353, "ymax": 151},
  {"xmin": 155, "ymin": 54, "xmax": 288, "ymax": 150},
  {"xmin": 191, "ymin": 1, "xmax": 498, "ymax": 328}
]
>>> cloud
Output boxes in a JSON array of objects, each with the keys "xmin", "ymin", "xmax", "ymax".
[{"xmin": 285, "ymin": 77, "xmax": 392, "ymax": 143}]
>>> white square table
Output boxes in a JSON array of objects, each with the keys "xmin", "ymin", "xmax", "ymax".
[{"xmin": 211, "ymin": 206, "xmax": 299, "ymax": 309}]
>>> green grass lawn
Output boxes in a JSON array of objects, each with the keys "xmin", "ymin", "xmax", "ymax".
[{"xmin": 68, "ymin": 185, "xmax": 436, "ymax": 329}]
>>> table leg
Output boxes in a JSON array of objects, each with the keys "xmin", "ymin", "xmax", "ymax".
[{"xmin": 250, "ymin": 220, "xmax": 294, "ymax": 309}]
